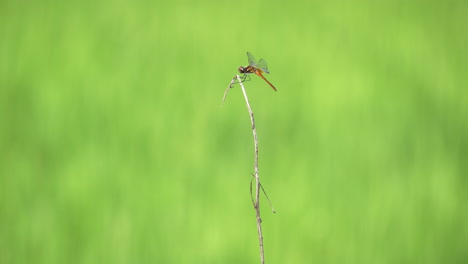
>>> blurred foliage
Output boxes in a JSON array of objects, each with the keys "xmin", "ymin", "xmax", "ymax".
[{"xmin": 1, "ymin": 0, "xmax": 467, "ymax": 263}]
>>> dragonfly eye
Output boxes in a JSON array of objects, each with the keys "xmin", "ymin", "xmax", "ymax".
[{"xmin": 238, "ymin": 66, "xmax": 247, "ymax": 73}]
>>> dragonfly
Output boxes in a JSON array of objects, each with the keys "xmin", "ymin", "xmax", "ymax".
[{"xmin": 238, "ymin": 52, "xmax": 277, "ymax": 91}]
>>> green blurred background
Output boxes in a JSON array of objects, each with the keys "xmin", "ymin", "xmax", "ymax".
[{"xmin": 1, "ymin": 0, "xmax": 467, "ymax": 263}]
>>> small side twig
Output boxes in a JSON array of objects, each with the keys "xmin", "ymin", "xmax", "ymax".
[
  {"xmin": 250, "ymin": 173, "xmax": 276, "ymax": 214},
  {"xmin": 221, "ymin": 77, "xmax": 236, "ymax": 106}
]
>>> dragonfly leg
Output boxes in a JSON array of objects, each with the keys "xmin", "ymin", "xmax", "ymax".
[{"xmin": 233, "ymin": 74, "xmax": 251, "ymax": 85}]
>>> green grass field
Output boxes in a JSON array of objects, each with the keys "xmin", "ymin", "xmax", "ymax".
[{"xmin": 1, "ymin": 0, "xmax": 467, "ymax": 263}]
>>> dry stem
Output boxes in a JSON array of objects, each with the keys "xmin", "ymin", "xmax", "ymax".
[
  {"xmin": 235, "ymin": 75, "xmax": 264, "ymax": 264},
  {"xmin": 223, "ymin": 75, "xmax": 267, "ymax": 264}
]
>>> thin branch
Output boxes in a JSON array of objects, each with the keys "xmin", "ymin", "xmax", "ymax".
[{"xmin": 236, "ymin": 74, "xmax": 265, "ymax": 264}]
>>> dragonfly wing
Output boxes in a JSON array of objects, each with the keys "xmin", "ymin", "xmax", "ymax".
[
  {"xmin": 247, "ymin": 52, "xmax": 258, "ymax": 67},
  {"xmin": 257, "ymin": 59, "xmax": 270, "ymax": 74}
]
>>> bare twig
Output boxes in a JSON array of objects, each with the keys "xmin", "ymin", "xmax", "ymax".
[
  {"xmin": 235, "ymin": 75, "xmax": 265, "ymax": 264},
  {"xmin": 224, "ymin": 74, "xmax": 271, "ymax": 263}
]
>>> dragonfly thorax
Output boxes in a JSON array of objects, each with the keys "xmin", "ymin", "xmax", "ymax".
[{"xmin": 238, "ymin": 65, "xmax": 256, "ymax": 74}]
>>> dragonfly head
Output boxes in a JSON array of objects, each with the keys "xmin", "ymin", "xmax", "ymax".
[{"xmin": 238, "ymin": 66, "xmax": 247, "ymax": 73}]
